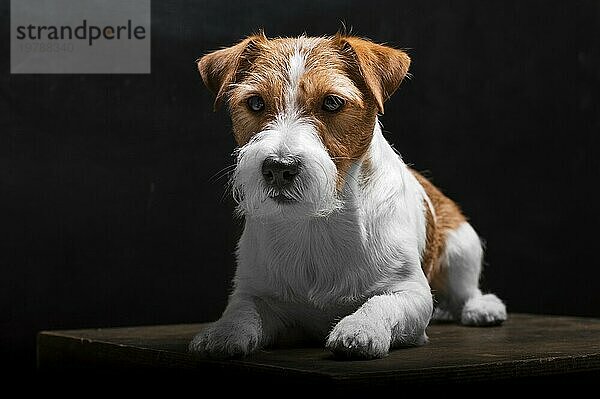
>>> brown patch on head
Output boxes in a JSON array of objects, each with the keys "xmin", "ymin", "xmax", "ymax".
[
  {"xmin": 197, "ymin": 33, "xmax": 267, "ymax": 112},
  {"xmin": 197, "ymin": 34, "xmax": 411, "ymax": 187},
  {"xmin": 299, "ymin": 37, "xmax": 376, "ymax": 186},
  {"xmin": 337, "ymin": 36, "xmax": 411, "ymax": 114},
  {"xmin": 411, "ymin": 170, "xmax": 467, "ymax": 294}
]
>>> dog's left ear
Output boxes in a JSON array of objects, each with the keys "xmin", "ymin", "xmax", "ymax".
[
  {"xmin": 197, "ymin": 33, "xmax": 266, "ymax": 111},
  {"xmin": 335, "ymin": 36, "xmax": 410, "ymax": 114}
]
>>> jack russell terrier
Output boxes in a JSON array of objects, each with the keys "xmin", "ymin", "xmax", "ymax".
[{"xmin": 189, "ymin": 33, "xmax": 506, "ymax": 359}]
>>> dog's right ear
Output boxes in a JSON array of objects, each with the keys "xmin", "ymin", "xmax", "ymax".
[{"xmin": 197, "ymin": 33, "xmax": 266, "ymax": 111}]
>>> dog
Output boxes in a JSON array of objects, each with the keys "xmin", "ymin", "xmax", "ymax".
[{"xmin": 189, "ymin": 32, "xmax": 507, "ymax": 359}]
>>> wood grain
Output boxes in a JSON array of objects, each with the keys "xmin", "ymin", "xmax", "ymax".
[{"xmin": 37, "ymin": 314, "xmax": 600, "ymax": 385}]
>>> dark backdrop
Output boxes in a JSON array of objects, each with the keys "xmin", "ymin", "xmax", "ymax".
[{"xmin": 1, "ymin": 0, "xmax": 599, "ymax": 370}]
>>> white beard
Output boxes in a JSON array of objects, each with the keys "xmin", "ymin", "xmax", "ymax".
[{"xmin": 232, "ymin": 116, "xmax": 341, "ymax": 220}]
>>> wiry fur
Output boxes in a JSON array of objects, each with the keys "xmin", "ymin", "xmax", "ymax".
[
  {"xmin": 190, "ymin": 34, "xmax": 506, "ymax": 360},
  {"xmin": 231, "ymin": 119, "xmax": 341, "ymax": 219}
]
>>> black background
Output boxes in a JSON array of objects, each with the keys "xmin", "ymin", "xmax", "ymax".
[{"xmin": 1, "ymin": 0, "xmax": 599, "ymax": 371}]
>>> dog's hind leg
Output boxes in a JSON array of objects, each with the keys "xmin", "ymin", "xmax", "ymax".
[{"xmin": 434, "ymin": 222, "xmax": 507, "ymax": 326}]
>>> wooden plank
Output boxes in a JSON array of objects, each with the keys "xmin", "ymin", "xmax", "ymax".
[{"xmin": 37, "ymin": 314, "xmax": 600, "ymax": 385}]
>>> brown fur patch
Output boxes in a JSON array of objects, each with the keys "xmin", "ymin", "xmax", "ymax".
[
  {"xmin": 339, "ymin": 36, "xmax": 411, "ymax": 114},
  {"xmin": 198, "ymin": 34, "xmax": 266, "ymax": 111},
  {"xmin": 411, "ymin": 170, "xmax": 466, "ymax": 293},
  {"xmin": 303, "ymin": 38, "xmax": 378, "ymax": 187}
]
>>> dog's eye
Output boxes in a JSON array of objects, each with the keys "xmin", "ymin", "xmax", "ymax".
[
  {"xmin": 247, "ymin": 95, "xmax": 265, "ymax": 112},
  {"xmin": 322, "ymin": 95, "xmax": 345, "ymax": 112}
]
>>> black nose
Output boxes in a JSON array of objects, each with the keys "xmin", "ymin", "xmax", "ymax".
[{"xmin": 261, "ymin": 157, "xmax": 300, "ymax": 188}]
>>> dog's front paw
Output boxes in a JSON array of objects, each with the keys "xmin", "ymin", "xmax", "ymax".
[
  {"xmin": 189, "ymin": 320, "xmax": 261, "ymax": 359},
  {"xmin": 326, "ymin": 314, "xmax": 391, "ymax": 359}
]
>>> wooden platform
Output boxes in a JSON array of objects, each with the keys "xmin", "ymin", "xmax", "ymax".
[{"xmin": 37, "ymin": 314, "xmax": 600, "ymax": 386}]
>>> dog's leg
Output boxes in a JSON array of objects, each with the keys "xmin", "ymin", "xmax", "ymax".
[
  {"xmin": 189, "ymin": 292, "xmax": 280, "ymax": 358},
  {"xmin": 440, "ymin": 222, "xmax": 507, "ymax": 326},
  {"xmin": 326, "ymin": 280, "xmax": 432, "ymax": 359}
]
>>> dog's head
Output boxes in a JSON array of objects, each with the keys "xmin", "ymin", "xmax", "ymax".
[{"xmin": 198, "ymin": 33, "xmax": 410, "ymax": 218}]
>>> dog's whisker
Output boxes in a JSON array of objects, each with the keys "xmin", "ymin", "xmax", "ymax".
[
  {"xmin": 209, "ymin": 165, "xmax": 238, "ymax": 183},
  {"xmin": 330, "ymin": 156, "xmax": 355, "ymax": 161}
]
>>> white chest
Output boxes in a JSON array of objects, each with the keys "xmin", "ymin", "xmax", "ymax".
[{"xmin": 236, "ymin": 201, "xmax": 418, "ymax": 309}]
